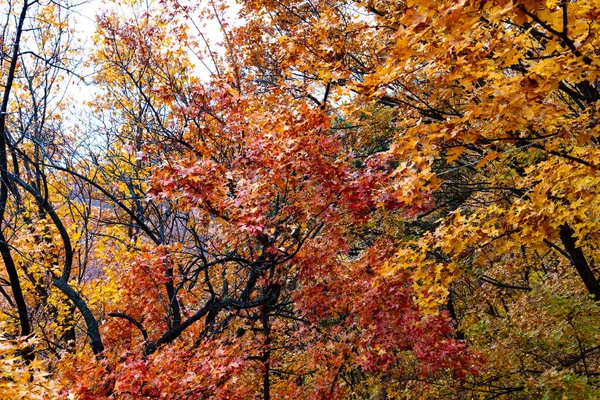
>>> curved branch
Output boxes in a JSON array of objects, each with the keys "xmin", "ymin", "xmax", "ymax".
[
  {"xmin": 5, "ymin": 173, "xmax": 104, "ymax": 355},
  {"xmin": 53, "ymin": 278, "xmax": 104, "ymax": 355},
  {"xmin": 7, "ymin": 171, "xmax": 73, "ymax": 282},
  {"xmin": 108, "ymin": 312, "xmax": 148, "ymax": 342},
  {"xmin": 144, "ymin": 302, "xmax": 212, "ymax": 355}
]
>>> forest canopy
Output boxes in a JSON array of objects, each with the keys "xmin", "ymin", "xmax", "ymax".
[{"xmin": 0, "ymin": 0, "xmax": 598, "ymax": 398}]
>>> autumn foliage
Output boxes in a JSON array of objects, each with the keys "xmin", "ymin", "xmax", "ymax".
[{"xmin": 0, "ymin": 0, "xmax": 599, "ymax": 398}]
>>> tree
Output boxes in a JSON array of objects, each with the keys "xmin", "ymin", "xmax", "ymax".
[
  {"xmin": 234, "ymin": 0, "xmax": 600, "ymax": 397},
  {"xmin": 2, "ymin": 0, "xmax": 599, "ymax": 398},
  {"xmin": 55, "ymin": 0, "xmax": 477, "ymax": 398}
]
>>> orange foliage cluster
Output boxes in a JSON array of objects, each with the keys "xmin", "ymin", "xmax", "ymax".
[{"xmin": 0, "ymin": 0, "xmax": 599, "ymax": 398}]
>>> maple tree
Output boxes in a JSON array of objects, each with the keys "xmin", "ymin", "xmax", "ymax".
[{"xmin": 0, "ymin": 0, "xmax": 599, "ymax": 398}]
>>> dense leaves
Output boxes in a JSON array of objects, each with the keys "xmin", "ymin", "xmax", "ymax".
[{"xmin": 0, "ymin": 0, "xmax": 598, "ymax": 398}]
